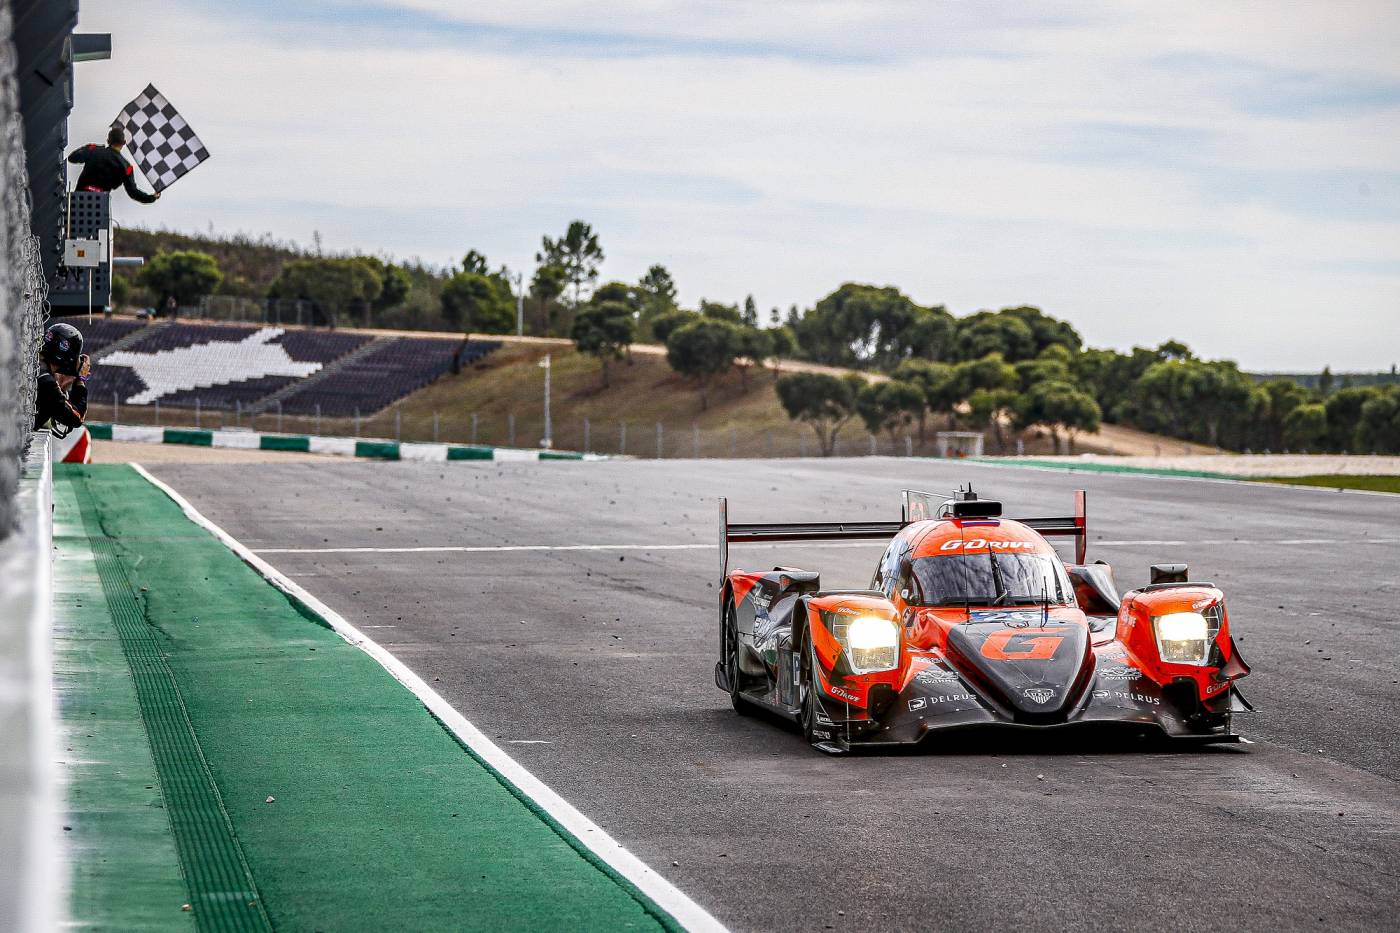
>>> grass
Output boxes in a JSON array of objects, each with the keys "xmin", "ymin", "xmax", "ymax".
[{"xmin": 1260, "ymin": 475, "xmax": 1400, "ymax": 494}]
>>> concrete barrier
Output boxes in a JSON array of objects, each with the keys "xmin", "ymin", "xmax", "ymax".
[{"xmin": 0, "ymin": 434, "xmax": 60, "ymax": 933}]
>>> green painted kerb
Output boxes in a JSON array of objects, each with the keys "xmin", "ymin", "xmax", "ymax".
[
  {"xmin": 541, "ymin": 450, "xmax": 585, "ymax": 461},
  {"xmin": 353, "ymin": 440, "xmax": 400, "ymax": 460},
  {"xmin": 52, "ymin": 464, "xmax": 681, "ymax": 932},
  {"xmin": 447, "ymin": 445, "xmax": 495, "ymax": 460},
  {"xmin": 973, "ymin": 457, "xmax": 1240, "ymax": 481},
  {"xmin": 163, "ymin": 428, "xmax": 213, "ymax": 447},
  {"xmin": 259, "ymin": 435, "xmax": 310, "ymax": 452},
  {"xmin": 87, "ymin": 421, "xmax": 113, "ymax": 440}
]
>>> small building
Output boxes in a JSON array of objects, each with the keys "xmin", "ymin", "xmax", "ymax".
[{"xmin": 935, "ymin": 431, "xmax": 984, "ymax": 458}]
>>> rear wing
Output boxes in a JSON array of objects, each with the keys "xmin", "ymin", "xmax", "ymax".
[{"xmin": 720, "ymin": 488, "xmax": 1087, "ymax": 578}]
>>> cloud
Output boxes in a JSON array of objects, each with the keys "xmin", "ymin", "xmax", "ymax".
[{"xmin": 68, "ymin": 0, "xmax": 1400, "ymax": 369}]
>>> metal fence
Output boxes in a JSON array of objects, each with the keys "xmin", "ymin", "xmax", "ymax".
[{"xmin": 0, "ymin": 1, "xmax": 47, "ymax": 540}]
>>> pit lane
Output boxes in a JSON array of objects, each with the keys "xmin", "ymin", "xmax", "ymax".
[{"xmin": 145, "ymin": 457, "xmax": 1400, "ymax": 932}]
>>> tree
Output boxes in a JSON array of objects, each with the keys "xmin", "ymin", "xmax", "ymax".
[
  {"xmin": 1132, "ymin": 358, "xmax": 1253, "ymax": 448},
  {"xmin": 742, "ymin": 295, "xmax": 759, "ymax": 327},
  {"xmin": 637, "ymin": 265, "xmax": 678, "ymax": 339},
  {"xmin": 1318, "ymin": 365, "xmax": 1335, "ymax": 397},
  {"xmin": 891, "ymin": 359, "xmax": 953, "ymax": 443},
  {"xmin": 530, "ymin": 264, "xmax": 568, "ymax": 335},
  {"xmin": 1323, "ymin": 387, "xmax": 1379, "ymax": 452},
  {"xmin": 776, "ymin": 372, "xmax": 866, "ymax": 456},
  {"xmin": 441, "ymin": 272, "xmax": 514, "ymax": 333},
  {"xmin": 1283, "ymin": 403, "xmax": 1327, "ymax": 451},
  {"xmin": 857, "ymin": 380, "xmax": 926, "ymax": 447},
  {"xmin": 358, "ymin": 256, "xmax": 411, "ymax": 313},
  {"xmin": 1357, "ymin": 387, "xmax": 1400, "ymax": 454},
  {"xmin": 1251, "ymin": 378, "xmax": 1311, "ymax": 450},
  {"xmin": 791, "ymin": 283, "xmax": 952, "ymax": 369},
  {"xmin": 650, "ymin": 309, "xmax": 697, "ymax": 344},
  {"xmin": 967, "ymin": 387, "xmax": 1021, "ymax": 452},
  {"xmin": 462, "ymin": 249, "xmax": 490, "ymax": 274},
  {"xmin": 1000, "ymin": 306, "xmax": 1082, "ymax": 356},
  {"xmin": 665, "ymin": 318, "xmax": 741, "ymax": 410},
  {"xmin": 537, "ymin": 220, "xmax": 604, "ymax": 309},
  {"xmin": 142, "ymin": 250, "xmax": 223, "ymax": 307},
  {"xmin": 699, "ymin": 300, "xmax": 743, "ymax": 323},
  {"xmin": 767, "ymin": 326, "xmax": 796, "ymax": 365},
  {"xmin": 950, "ymin": 311, "xmax": 1037, "ymax": 363},
  {"xmin": 267, "ymin": 257, "xmax": 379, "ymax": 326},
  {"xmin": 732, "ymin": 326, "xmax": 772, "ymax": 391},
  {"xmin": 572, "ymin": 300, "xmax": 636, "ymax": 387},
  {"xmin": 1015, "ymin": 380, "xmax": 1100, "ymax": 453}
]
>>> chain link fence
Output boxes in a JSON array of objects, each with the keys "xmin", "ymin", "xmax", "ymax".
[{"xmin": 0, "ymin": 1, "xmax": 48, "ymax": 540}]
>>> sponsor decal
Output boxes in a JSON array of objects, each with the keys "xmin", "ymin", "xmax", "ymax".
[
  {"xmin": 1202, "ymin": 680, "xmax": 1230, "ymax": 697},
  {"xmin": 1097, "ymin": 645, "xmax": 1128, "ymax": 661},
  {"xmin": 983, "ymin": 630, "xmax": 1064, "ymax": 661},
  {"xmin": 915, "ymin": 668, "xmax": 960, "ymax": 685},
  {"xmin": 812, "ymin": 728, "xmax": 832, "ymax": 740},
  {"xmin": 908, "ymin": 694, "xmax": 976, "ymax": 711},
  {"xmin": 1092, "ymin": 689, "xmax": 1110, "ymax": 698},
  {"xmin": 751, "ymin": 591, "xmax": 772, "ymax": 612},
  {"xmin": 828, "ymin": 684, "xmax": 860, "ymax": 704},
  {"xmin": 1097, "ymin": 666, "xmax": 1140, "ymax": 681},
  {"xmin": 1093, "ymin": 690, "xmax": 1161, "ymax": 706},
  {"xmin": 1023, "ymin": 687, "xmax": 1055, "ymax": 705},
  {"xmin": 939, "ymin": 539, "xmax": 1036, "ymax": 552}
]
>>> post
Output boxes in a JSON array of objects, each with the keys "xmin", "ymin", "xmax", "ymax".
[
  {"xmin": 394, "ymin": 410, "xmax": 401, "ymax": 440},
  {"xmin": 194, "ymin": 397, "xmax": 201, "ymax": 428},
  {"xmin": 905, "ymin": 434, "xmax": 913, "ymax": 457},
  {"xmin": 277, "ymin": 400, "xmax": 284, "ymax": 434},
  {"xmin": 471, "ymin": 412, "xmax": 478, "ymax": 445},
  {"xmin": 433, "ymin": 411, "xmax": 440, "ymax": 442},
  {"xmin": 235, "ymin": 399, "xmax": 241, "ymax": 428},
  {"xmin": 315, "ymin": 403, "xmax": 321, "ymax": 436},
  {"xmin": 619, "ymin": 421, "xmax": 626, "ymax": 455},
  {"xmin": 539, "ymin": 354, "xmax": 553, "ymax": 449},
  {"xmin": 508, "ymin": 413, "xmax": 516, "ymax": 447},
  {"xmin": 515, "ymin": 271, "xmax": 525, "ymax": 337},
  {"xmin": 113, "ymin": 391, "xmax": 119, "ymax": 424},
  {"xmin": 693, "ymin": 423, "xmax": 700, "ymax": 458},
  {"xmin": 730, "ymin": 425, "xmax": 737, "ymax": 457},
  {"xmin": 870, "ymin": 434, "xmax": 877, "ymax": 456},
  {"xmin": 799, "ymin": 434, "xmax": 807, "ymax": 458},
  {"xmin": 154, "ymin": 399, "xmax": 160, "ymax": 426},
  {"xmin": 656, "ymin": 422, "xmax": 663, "ymax": 459},
  {"xmin": 583, "ymin": 416, "xmax": 590, "ymax": 453},
  {"xmin": 354, "ymin": 409, "xmax": 361, "ymax": 437},
  {"xmin": 765, "ymin": 430, "xmax": 772, "ymax": 458}
]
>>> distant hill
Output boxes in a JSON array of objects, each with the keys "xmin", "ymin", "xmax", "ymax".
[
  {"xmin": 1249, "ymin": 370, "xmax": 1400, "ymax": 389},
  {"xmin": 114, "ymin": 227, "xmax": 309, "ymax": 300}
]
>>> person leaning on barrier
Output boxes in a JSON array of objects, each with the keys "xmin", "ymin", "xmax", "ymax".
[
  {"xmin": 67, "ymin": 126, "xmax": 160, "ymax": 203},
  {"xmin": 34, "ymin": 323, "xmax": 89, "ymax": 436}
]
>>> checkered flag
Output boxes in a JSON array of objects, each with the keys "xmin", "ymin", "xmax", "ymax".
[{"xmin": 113, "ymin": 84, "xmax": 210, "ymax": 192}]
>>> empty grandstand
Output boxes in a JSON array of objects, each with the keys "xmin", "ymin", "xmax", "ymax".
[{"xmin": 84, "ymin": 319, "xmax": 499, "ymax": 415}]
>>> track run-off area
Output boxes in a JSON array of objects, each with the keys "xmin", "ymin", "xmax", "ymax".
[{"xmin": 143, "ymin": 457, "xmax": 1400, "ymax": 932}]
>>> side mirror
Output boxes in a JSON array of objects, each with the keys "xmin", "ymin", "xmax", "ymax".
[
  {"xmin": 1150, "ymin": 563, "xmax": 1188, "ymax": 585},
  {"xmin": 899, "ymin": 588, "xmax": 912, "ymax": 603}
]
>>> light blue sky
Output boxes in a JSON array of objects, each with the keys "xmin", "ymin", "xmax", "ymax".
[{"xmin": 69, "ymin": 1, "xmax": 1399, "ymax": 370}]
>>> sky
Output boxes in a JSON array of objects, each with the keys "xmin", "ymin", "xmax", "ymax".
[{"xmin": 67, "ymin": 1, "xmax": 1400, "ymax": 371}]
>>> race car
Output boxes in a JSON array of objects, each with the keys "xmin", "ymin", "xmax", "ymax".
[{"xmin": 714, "ymin": 487, "xmax": 1251, "ymax": 753}]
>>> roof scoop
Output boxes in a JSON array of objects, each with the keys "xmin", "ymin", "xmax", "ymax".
[{"xmin": 939, "ymin": 487, "xmax": 1003, "ymax": 519}]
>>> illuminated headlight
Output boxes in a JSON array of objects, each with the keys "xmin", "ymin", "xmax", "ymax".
[
  {"xmin": 1152, "ymin": 610, "xmax": 1219, "ymax": 665},
  {"xmin": 842, "ymin": 615, "xmax": 899, "ymax": 673}
]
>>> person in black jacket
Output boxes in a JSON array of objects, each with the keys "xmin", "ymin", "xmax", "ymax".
[
  {"xmin": 67, "ymin": 126, "xmax": 161, "ymax": 203},
  {"xmin": 34, "ymin": 322, "xmax": 90, "ymax": 437}
]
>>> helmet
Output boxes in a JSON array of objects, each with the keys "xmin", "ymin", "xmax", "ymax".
[{"xmin": 40, "ymin": 322, "xmax": 84, "ymax": 376}]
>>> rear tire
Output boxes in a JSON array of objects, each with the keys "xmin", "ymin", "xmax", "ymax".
[
  {"xmin": 723, "ymin": 602, "xmax": 751, "ymax": 715},
  {"xmin": 798, "ymin": 637, "xmax": 824, "ymax": 748}
]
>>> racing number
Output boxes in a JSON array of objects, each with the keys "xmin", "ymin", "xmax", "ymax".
[{"xmin": 981, "ymin": 630, "xmax": 1064, "ymax": 661}]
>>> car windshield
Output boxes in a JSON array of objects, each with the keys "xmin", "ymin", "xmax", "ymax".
[{"xmin": 909, "ymin": 553, "xmax": 1072, "ymax": 607}]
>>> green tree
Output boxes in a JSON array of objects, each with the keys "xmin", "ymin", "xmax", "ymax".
[
  {"xmin": 767, "ymin": 326, "xmax": 796, "ymax": 362},
  {"xmin": 1357, "ymin": 387, "xmax": 1400, "ymax": 454},
  {"xmin": 1318, "ymin": 365, "xmax": 1335, "ymax": 397},
  {"xmin": 950, "ymin": 311, "xmax": 1037, "ymax": 362},
  {"xmin": 775, "ymin": 372, "xmax": 866, "ymax": 456},
  {"xmin": 732, "ymin": 326, "xmax": 772, "ymax": 391},
  {"xmin": 1252, "ymin": 378, "xmax": 1311, "ymax": 450},
  {"xmin": 1323, "ymin": 387, "xmax": 1379, "ymax": 452},
  {"xmin": 1015, "ymin": 381, "xmax": 1101, "ymax": 453},
  {"xmin": 267, "ymin": 257, "xmax": 379, "ymax": 325},
  {"xmin": 742, "ymin": 295, "xmax": 759, "ymax": 327},
  {"xmin": 891, "ymin": 359, "xmax": 953, "ymax": 443},
  {"xmin": 571, "ymin": 300, "xmax": 636, "ymax": 387},
  {"xmin": 967, "ymin": 387, "xmax": 1020, "ymax": 452},
  {"xmin": 357, "ymin": 256, "xmax": 411, "ymax": 313},
  {"xmin": 1283, "ymin": 403, "xmax": 1327, "ymax": 451},
  {"xmin": 142, "ymin": 250, "xmax": 223, "ymax": 307},
  {"xmin": 462, "ymin": 249, "xmax": 490, "ymax": 274},
  {"xmin": 1133, "ymin": 358, "xmax": 1253, "ymax": 448},
  {"xmin": 665, "ymin": 318, "xmax": 741, "ymax": 410},
  {"xmin": 636, "ymin": 265, "xmax": 678, "ymax": 339},
  {"xmin": 650, "ymin": 309, "xmax": 697, "ymax": 344},
  {"xmin": 857, "ymin": 380, "xmax": 926, "ymax": 447},
  {"xmin": 791, "ymin": 284, "xmax": 953, "ymax": 369},
  {"xmin": 537, "ymin": 220, "xmax": 604, "ymax": 309},
  {"xmin": 441, "ymin": 272, "xmax": 514, "ymax": 333},
  {"xmin": 530, "ymin": 264, "xmax": 568, "ymax": 335},
  {"xmin": 699, "ymin": 300, "xmax": 743, "ymax": 323},
  {"xmin": 1000, "ymin": 306, "xmax": 1082, "ymax": 356}
]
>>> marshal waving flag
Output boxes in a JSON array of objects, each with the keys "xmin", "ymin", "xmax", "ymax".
[{"xmin": 112, "ymin": 84, "xmax": 210, "ymax": 192}]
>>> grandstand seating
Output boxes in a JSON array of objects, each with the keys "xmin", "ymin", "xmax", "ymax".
[
  {"xmin": 277, "ymin": 338, "xmax": 500, "ymax": 416},
  {"xmin": 75, "ymin": 317, "xmax": 146, "ymax": 357},
  {"xmin": 82, "ymin": 319, "xmax": 495, "ymax": 415}
]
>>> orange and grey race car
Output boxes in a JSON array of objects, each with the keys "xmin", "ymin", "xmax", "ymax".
[{"xmin": 715, "ymin": 487, "xmax": 1251, "ymax": 753}]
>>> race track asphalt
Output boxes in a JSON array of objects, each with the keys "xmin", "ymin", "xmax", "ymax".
[{"xmin": 145, "ymin": 457, "xmax": 1400, "ymax": 932}]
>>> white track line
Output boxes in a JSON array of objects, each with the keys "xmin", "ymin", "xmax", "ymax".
[
  {"xmin": 253, "ymin": 537, "xmax": 1400, "ymax": 556},
  {"xmin": 130, "ymin": 463, "xmax": 726, "ymax": 933}
]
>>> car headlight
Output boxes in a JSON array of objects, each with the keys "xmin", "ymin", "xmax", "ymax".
[
  {"xmin": 1152, "ymin": 610, "xmax": 1219, "ymax": 665},
  {"xmin": 842, "ymin": 615, "xmax": 899, "ymax": 673}
]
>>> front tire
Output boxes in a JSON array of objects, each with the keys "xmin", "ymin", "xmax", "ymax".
[{"xmin": 723, "ymin": 602, "xmax": 751, "ymax": 715}]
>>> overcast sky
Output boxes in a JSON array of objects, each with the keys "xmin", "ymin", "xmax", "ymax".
[{"xmin": 68, "ymin": 1, "xmax": 1399, "ymax": 371}]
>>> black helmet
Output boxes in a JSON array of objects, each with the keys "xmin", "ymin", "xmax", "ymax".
[{"xmin": 40, "ymin": 322, "xmax": 84, "ymax": 376}]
